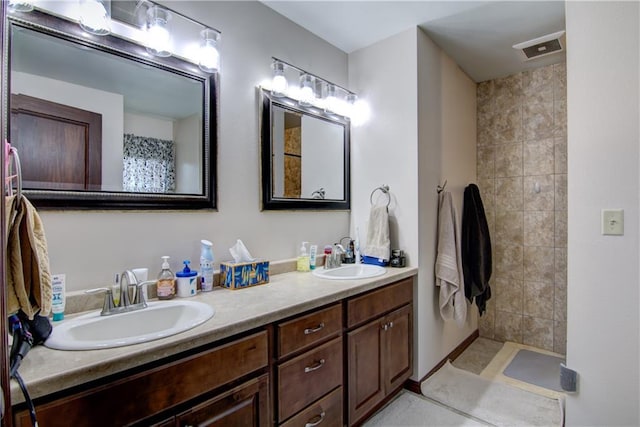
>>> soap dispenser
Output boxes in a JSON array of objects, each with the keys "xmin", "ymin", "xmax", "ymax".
[
  {"xmin": 297, "ymin": 242, "xmax": 310, "ymax": 272},
  {"xmin": 157, "ymin": 256, "xmax": 176, "ymax": 300}
]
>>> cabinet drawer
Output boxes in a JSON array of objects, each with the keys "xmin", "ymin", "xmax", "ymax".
[
  {"xmin": 278, "ymin": 337, "xmax": 343, "ymax": 422},
  {"xmin": 14, "ymin": 330, "xmax": 269, "ymax": 427},
  {"xmin": 280, "ymin": 386, "xmax": 342, "ymax": 427},
  {"xmin": 176, "ymin": 374, "xmax": 270, "ymax": 427},
  {"xmin": 278, "ymin": 303, "xmax": 342, "ymax": 358},
  {"xmin": 347, "ymin": 278, "xmax": 413, "ymax": 328}
]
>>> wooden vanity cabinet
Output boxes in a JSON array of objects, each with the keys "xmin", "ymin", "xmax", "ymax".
[
  {"xmin": 13, "ymin": 275, "xmax": 415, "ymax": 427},
  {"xmin": 275, "ymin": 303, "xmax": 343, "ymax": 426},
  {"xmin": 346, "ymin": 278, "xmax": 413, "ymax": 426},
  {"xmin": 13, "ymin": 330, "xmax": 270, "ymax": 427}
]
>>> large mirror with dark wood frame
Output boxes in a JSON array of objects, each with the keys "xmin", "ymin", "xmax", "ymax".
[
  {"xmin": 260, "ymin": 89, "xmax": 350, "ymax": 210},
  {"xmin": 4, "ymin": 7, "xmax": 216, "ymax": 209}
]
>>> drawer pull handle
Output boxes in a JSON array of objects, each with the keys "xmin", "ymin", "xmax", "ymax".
[
  {"xmin": 304, "ymin": 322, "xmax": 325, "ymax": 335},
  {"xmin": 304, "ymin": 359, "xmax": 326, "ymax": 373},
  {"xmin": 305, "ymin": 411, "xmax": 326, "ymax": 427}
]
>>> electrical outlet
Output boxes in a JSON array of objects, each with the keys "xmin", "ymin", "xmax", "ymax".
[{"xmin": 601, "ymin": 209, "xmax": 624, "ymax": 235}]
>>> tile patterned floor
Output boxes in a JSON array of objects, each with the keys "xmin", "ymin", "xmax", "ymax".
[{"xmin": 451, "ymin": 337, "xmax": 504, "ymax": 374}]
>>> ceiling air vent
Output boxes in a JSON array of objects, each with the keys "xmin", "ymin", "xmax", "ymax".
[{"xmin": 513, "ymin": 30, "xmax": 565, "ymax": 60}]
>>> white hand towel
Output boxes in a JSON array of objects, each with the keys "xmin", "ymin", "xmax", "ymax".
[
  {"xmin": 435, "ymin": 191, "xmax": 467, "ymax": 327},
  {"xmin": 364, "ymin": 205, "xmax": 390, "ymax": 261}
]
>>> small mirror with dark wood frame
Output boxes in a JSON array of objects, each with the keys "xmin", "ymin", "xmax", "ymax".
[{"xmin": 260, "ymin": 89, "xmax": 350, "ymax": 210}]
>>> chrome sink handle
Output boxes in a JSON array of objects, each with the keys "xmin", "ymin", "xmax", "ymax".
[
  {"xmin": 133, "ymin": 280, "xmax": 156, "ymax": 307},
  {"xmin": 85, "ymin": 287, "xmax": 116, "ymax": 316}
]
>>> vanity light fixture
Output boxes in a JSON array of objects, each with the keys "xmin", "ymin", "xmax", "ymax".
[
  {"xmin": 298, "ymin": 73, "xmax": 316, "ymax": 107},
  {"xmin": 145, "ymin": 5, "xmax": 172, "ymax": 57},
  {"xmin": 78, "ymin": 0, "xmax": 111, "ymax": 36},
  {"xmin": 198, "ymin": 28, "xmax": 221, "ymax": 73},
  {"xmin": 266, "ymin": 57, "xmax": 364, "ymax": 121},
  {"xmin": 8, "ymin": 0, "xmax": 34, "ymax": 12},
  {"xmin": 271, "ymin": 60, "xmax": 288, "ymax": 98}
]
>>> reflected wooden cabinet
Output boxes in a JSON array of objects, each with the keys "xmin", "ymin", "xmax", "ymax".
[{"xmin": 346, "ymin": 279, "xmax": 413, "ymax": 426}]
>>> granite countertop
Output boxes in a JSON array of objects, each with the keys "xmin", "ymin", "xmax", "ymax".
[{"xmin": 11, "ymin": 265, "xmax": 418, "ymax": 404}]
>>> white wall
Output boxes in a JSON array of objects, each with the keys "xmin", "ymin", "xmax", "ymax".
[
  {"xmin": 348, "ymin": 27, "xmax": 477, "ymax": 381},
  {"xmin": 565, "ymin": 2, "xmax": 640, "ymax": 425},
  {"xmin": 40, "ymin": 1, "xmax": 350, "ymax": 291},
  {"xmin": 301, "ymin": 116, "xmax": 344, "ymax": 199},
  {"xmin": 123, "ymin": 112, "xmax": 173, "ymax": 141},
  {"xmin": 11, "ymin": 72, "xmax": 124, "ymax": 191},
  {"xmin": 417, "ymin": 29, "xmax": 478, "ymax": 378},
  {"xmin": 174, "ymin": 114, "xmax": 202, "ymax": 194}
]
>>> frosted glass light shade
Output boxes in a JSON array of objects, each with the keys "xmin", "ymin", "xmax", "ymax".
[
  {"xmin": 79, "ymin": 0, "xmax": 111, "ymax": 36},
  {"xmin": 146, "ymin": 6, "xmax": 172, "ymax": 57},
  {"xmin": 299, "ymin": 73, "xmax": 315, "ymax": 107},
  {"xmin": 271, "ymin": 61, "xmax": 288, "ymax": 97},
  {"xmin": 198, "ymin": 28, "xmax": 220, "ymax": 73}
]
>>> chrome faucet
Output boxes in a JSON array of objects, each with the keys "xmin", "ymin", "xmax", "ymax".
[
  {"xmin": 86, "ymin": 270, "xmax": 155, "ymax": 316},
  {"xmin": 325, "ymin": 244, "xmax": 345, "ymax": 269}
]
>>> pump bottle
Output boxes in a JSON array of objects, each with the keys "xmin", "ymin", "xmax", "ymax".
[
  {"xmin": 297, "ymin": 242, "xmax": 310, "ymax": 272},
  {"xmin": 157, "ymin": 256, "xmax": 176, "ymax": 300}
]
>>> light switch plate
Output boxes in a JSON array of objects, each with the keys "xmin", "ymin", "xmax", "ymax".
[{"xmin": 601, "ymin": 209, "xmax": 624, "ymax": 235}]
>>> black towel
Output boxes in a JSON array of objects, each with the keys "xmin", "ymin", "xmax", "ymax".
[{"xmin": 461, "ymin": 184, "xmax": 492, "ymax": 315}]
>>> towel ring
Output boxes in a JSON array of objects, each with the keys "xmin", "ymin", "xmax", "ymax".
[
  {"xmin": 7, "ymin": 146, "xmax": 22, "ymax": 201},
  {"xmin": 370, "ymin": 185, "xmax": 390, "ymax": 207}
]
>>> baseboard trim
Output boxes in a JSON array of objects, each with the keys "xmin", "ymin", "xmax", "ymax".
[{"xmin": 404, "ymin": 329, "xmax": 479, "ymax": 394}]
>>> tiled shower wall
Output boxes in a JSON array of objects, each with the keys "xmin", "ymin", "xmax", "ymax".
[{"xmin": 476, "ymin": 63, "xmax": 567, "ymax": 354}]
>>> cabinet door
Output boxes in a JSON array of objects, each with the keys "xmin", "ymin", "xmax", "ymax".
[
  {"xmin": 176, "ymin": 374, "xmax": 270, "ymax": 427},
  {"xmin": 383, "ymin": 304, "xmax": 412, "ymax": 393},
  {"xmin": 347, "ymin": 319, "xmax": 384, "ymax": 425}
]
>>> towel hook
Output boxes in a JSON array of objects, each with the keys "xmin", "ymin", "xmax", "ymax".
[
  {"xmin": 370, "ymin": 185, "xmax": 390, "ymax": 207},
  {"xmin": 437, "ymin": 180, "xmax": 447, "ymax": 194}
]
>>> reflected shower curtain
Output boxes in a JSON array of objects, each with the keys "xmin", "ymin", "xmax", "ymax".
[{"xmin": 123, "ymin": 134, "xmax": 176, "ymax": 193}]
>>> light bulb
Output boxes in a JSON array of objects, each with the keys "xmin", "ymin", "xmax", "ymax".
[
  {"xmin": 198, "ymin": 28, "xmax": 220, "ymax": 73},
  {"xmin": 351, "ymin": 99, "xmax": 371, "ymax": 126},
  {"xmin": 299, "ymin": 73, "xmax": 315, "ymax": 107},
  {"xmin": 271, "ymin": 61, "xmax": 288, "ymax": 97},
  {"xmin": 79, "ymin": 0, "xmax": 111, "ymax": 36},
  {"xmin": 324, "ymin": 84, "xmax": 340, "ymax": 114},
  {"xmin": 146, "ymin": 6, "xmax": 171, "ymax": 57}
]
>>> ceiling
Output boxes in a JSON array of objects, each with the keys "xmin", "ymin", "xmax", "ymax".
[{"xmin": 261, "ymin": 1, "xmax": 567, "ymax": 82}]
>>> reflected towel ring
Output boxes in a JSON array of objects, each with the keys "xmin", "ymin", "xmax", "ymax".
[
  {"xmin": 370, "ymin": 185, "xmax": 390, "ymax": 207},
  {"xmin": 7, "ymin": 146, "xmax": 22, "ymax": 201}
]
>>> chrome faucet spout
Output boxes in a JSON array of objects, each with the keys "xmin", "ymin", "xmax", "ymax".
[
  {"xmin": 119, "ymin": 270, "xmax": 138, "ymax": 308},
  {"xmin": 325, "ymin": 243, "xmax": 345, "ymax": 270}
]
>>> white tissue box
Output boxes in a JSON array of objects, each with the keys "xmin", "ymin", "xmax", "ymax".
[{"xmin": 220, "ymin": 260, "xmax": 270, "ymax": 289}]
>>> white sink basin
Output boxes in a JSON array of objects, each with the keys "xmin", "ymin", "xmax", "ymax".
[
  {"xmin": 45, "ymin": 300, "xmax": 215, "ymax": 351},
  {"xmin": 312, "ymin": 264, "xmax": 386, "ymax": 280}
]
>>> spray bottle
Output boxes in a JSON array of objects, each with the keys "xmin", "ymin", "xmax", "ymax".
[{"xmin": 200, "ymin": 240, "xmax": 215, "ymax": 292}]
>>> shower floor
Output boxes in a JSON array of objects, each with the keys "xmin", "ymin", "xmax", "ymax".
[{"xmin": 478, "ymin": 340, "xmax": 566, "ymax": 399}]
